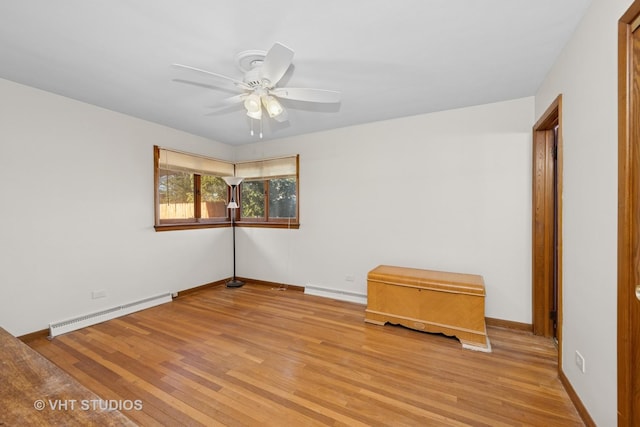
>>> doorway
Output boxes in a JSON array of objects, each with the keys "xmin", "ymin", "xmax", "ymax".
[
  {"xmin": 618, "ymin": 2, "xmax": 640, "ymax": 425},
  {"xmin": 532, "ymin": 96, "xmax": 563, "ymax": 352}
]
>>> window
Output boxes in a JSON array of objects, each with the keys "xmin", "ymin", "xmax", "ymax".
[
  {"xmin": 236, "ymin": 155, "xmax": 299, "ymax": 228},
  {"xmin": 154, "ymin": 148, "xmax": 299, "ymax": 231},
  {"xmin": 154, "ymin": 146, "xmax": 234, "ymax": 230}
]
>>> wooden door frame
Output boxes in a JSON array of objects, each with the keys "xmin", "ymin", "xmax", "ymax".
[
  {"xmin": 618, "ymin": 3, "xmax": 640, "ymax": 425},
  {"xmin": 532, "ymin": 95, "xmax": 563, "ymax": 357}
]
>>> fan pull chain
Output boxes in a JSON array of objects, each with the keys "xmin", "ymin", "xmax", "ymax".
[
  {"xmin": 259, "ymin": 118, "xmax": 263, "ymax": 139},
  {"xmin": 250, "ymin": 119, "xmax": 254, "ymax": 136}
]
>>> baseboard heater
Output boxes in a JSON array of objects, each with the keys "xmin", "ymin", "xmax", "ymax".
[
  {"xmin": 304, "ymin": 285, "xmax": 367, "ymax": 304},
  {"xmin": 48, "ymin": 293, "xmax": 173, "ymax": 338}
]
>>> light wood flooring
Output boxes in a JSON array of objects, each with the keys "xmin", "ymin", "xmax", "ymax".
[{"xmin": 26, "ymin": 284, "xmax": 584, "ymax": 426}]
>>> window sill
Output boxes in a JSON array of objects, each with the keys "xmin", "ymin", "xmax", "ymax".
[
  {"xmin": 154, "ymin": 222, "xmax": 230, "ymax": 232},
  {"xmin": 154, "ymin": 221, "xmax": 300, "ymax": 231},
  {"xmin": 235, "ymin": 221, "xmax": 300, "ymax": 229}
]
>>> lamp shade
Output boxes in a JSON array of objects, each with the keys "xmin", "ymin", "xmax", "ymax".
[
  {"xmin": 243, "ymin": 94, "xmax": 261, "ymax": 113},
  {"xmin": 222, "ymin": 176, "xmax": 243, "ymax": 209},
  {"xmin": 262, "ymin": 95, "xmax": 283, "ymax": 118},
  {"xmin": 222, "ymin": 176, "xmax": 244, "ymax": 186},
  {"xmin": 244, "ymin": 94, "xmax": 262, "ymax": 120},
  {"xmin": 246, "ymin": 109, "xmax": 262, "ymax": 120}
]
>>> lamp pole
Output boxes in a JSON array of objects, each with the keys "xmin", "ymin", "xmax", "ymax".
[{"xmin": 222, "ymin": 177, "xmax": 244, "ymax": 288}]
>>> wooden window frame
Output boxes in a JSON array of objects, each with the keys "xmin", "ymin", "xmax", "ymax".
[{"xmin": 154, "ymin": 146, "xmax": 232, "ymax": 231}]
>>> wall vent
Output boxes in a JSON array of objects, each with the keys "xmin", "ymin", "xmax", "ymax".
[
  {"xmin": 304, "ymin": 285, "xmax": 367, "ymax": 305},
  {"xmin": 48, "ymin": 293, "xmax": 172, "ymax": 338}
]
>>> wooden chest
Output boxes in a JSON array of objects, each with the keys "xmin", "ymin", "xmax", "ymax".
[{"xmin": 365, "ymin": 265, "xmax": 490, "ymax": 351}]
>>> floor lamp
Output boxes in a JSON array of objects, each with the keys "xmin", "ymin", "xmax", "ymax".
[{"xmin": 222, "ymin": 176, "xmax": 244, "ymax": 288}]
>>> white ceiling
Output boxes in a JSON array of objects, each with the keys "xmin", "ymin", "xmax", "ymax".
[{"xmin": 0, "ymin": 0, "xmax": 592, "ymax": 145}]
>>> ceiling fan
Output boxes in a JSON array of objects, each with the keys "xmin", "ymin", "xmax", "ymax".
[{"xmin": 173, "ymin": 42, "xmax": 341, "ymax": 138}]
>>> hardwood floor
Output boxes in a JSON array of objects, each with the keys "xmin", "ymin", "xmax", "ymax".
[{"xmin": 26, "ymin": 284, "xmax": 584, "ymax": 426}]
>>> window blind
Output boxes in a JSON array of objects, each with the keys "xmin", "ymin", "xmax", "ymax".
[
  {"xmin": 235, "ymin": 155, "xmax": 298, "ymax": 179},
  {"xmin": 158, "ymin": 148, "xmax": 234, "ymax": 176}
]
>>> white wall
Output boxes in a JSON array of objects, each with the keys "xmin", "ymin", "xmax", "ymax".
[
  {"xmin": 535, "ymin": 0, "xmax": 631, "ymax": 424},
  {"xmin": 0, "ymin": 78, "xmax": 235, "ymax": 336},
  {"xmin": 0, "ymin": 78, "xmax": 533, "ymax": 335},
  {"xmin": 234, "ymin": 97, "xmax": 534, "ymax": 323}
]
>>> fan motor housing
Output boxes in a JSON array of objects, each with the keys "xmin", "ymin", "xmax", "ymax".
[
  {"xmin": 236, "ymin": 50, "xmax": 270, "ymax": 87},
  {"xmin": 243, "ymin": 68, "xmax": 264, "ymax": 87}
]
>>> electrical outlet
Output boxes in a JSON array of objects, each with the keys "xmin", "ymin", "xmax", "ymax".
[
  {"xmin": 345, "ymin": 275, "xmax": 355, "ymax": 282},
  {"xmin": 575, "ymin": 350, "xmax": 585, "ymax": 373},
  {"xmin": 91, "ymin": 290, "xmax": 106, "ymax": 299}
]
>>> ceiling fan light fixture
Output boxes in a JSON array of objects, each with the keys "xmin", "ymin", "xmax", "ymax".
[
  {"xmin": 247, "ymin": 109, "xmax": 262, "ymax": 120},
  {"xmin": 244, "ymin": 93, "xmax": 261, "ymax": 113},
  {"xmin": 262, "ymin": 95, "xmax": 283, "ymax": 118}
]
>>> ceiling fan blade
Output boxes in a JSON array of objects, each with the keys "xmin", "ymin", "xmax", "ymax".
[
  {"xmin": 205, "ymin": 94, "xmax": 247, "ymax": 114},
  {"xmin": 260, "ymin": 42, "xmax": 294, "ymax": 86},
  {"xmin": 204, "ymin": 103, "xmax": 243, "ymax": 116},
  {"xmin": 270, "ymin": 87, "xmax": 341, "ymax": 103},
  {"xmin": 209, "ymin": 93, "xmax": 246, "ymax": 107},
  {"xmin": 172, "ymin": 79, "xmax": 241, "ymax": 96},
  {"xmin": 172, "ymin": 64, "xmax": 252, "ymax": 90}
]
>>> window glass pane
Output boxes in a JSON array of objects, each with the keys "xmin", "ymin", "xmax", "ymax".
[
  {"xmin": 159, "ymin": 169, "xmax": 194, "ymax": 220},
  {"xmin": 269, "ymin": 178, "xmax": 297, "ymax": 219},
  {"xmin": 240, "ymin": 180, "xmax": 265, "ymax": 219},
  {"xmin": 201, "ymin": 175, "xmax": 228, "ymax": 219}
]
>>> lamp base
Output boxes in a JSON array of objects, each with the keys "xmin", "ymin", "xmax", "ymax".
[{"xmin": 226, "ymin": 279, "xmax": 245, "ymax": 288}]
